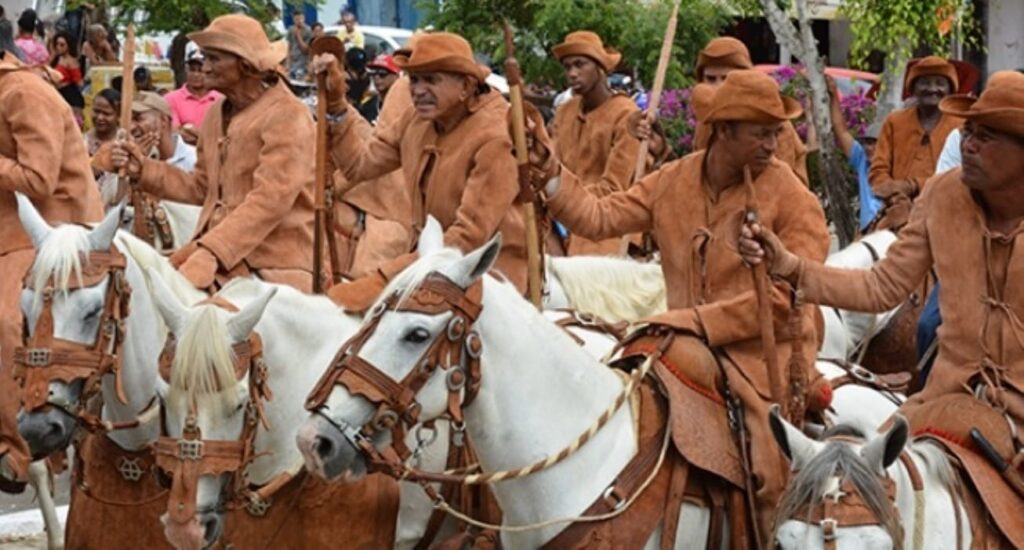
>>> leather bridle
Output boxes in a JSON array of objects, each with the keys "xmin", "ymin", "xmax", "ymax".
[
  {"xmin": 12, "ymin": 248, "xmax": 135, "ymax": 431},
  {"xmin": 305, "ymin": 274, "xmax": 484, "ymax": 480}
]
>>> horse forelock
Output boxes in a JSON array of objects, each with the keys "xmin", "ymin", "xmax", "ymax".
[
  {"xmin": 371, "ymin": 248, "xmax": 463, "ymax": 315},
  {"xmin": 548, "ymin": 255, "xmax": 667, "ymax": 323},
  {"xmin": 115, "ymin": 231, "xmax": 206, "ymax": 306},
  {"xmin": 168, "ymin": 305, "xmax": 242, "ymax": 413},
  {"xmin": 774, "ymin": 440, "xmax": 904, "ymax": 547},
  {"xmin": 30, "ymin": 224, "xmax": 93, "ymax": 307}
]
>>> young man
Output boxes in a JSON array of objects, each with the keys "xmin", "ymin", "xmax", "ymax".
[
  {"xmin": 110, "ymin": 14, "xmax": 317, "ymax": 292},
  {"xmin": 336, "ymin": 10, "xmax": 364, "ymax": 50},
  {"xmin": 128, "ymin": 91, "xmax": 196, "ymax": 172},
  {"xmin": 312, "ymin": 32, "xmax": 535, "ymax": 309},
  {"xmin": 824, "ymin": 76, "xmax": 883, "ymax": 230},
  {"xmin": 163, "ymin": 43, "xmax": 224, "ymax": 145},
  {"xmin": 367, "ymin": 54, "xmax": 400, "ymax": 115},
  {"xmin": 542, "ymin": 70, "xmax": 830, "ymax": 542},
  {"xmin": 740, "ymin": 71, "xmax": 1024, "ymax": 548},
  {"xmin": 551, "ymin": 30, "xmax": 640, "ymax": 256},
  {"xmin": 693, "ymin": 37, "xmax": 809, "ymax": 185},
  {"xmin": 286, "ymin": 10, "xmax": 313, "ymax": 81},
  {"xmin": 870, "ymin": 56, "xmax": 963, "ymax": 229},
  {"xmin": 0, "ymin": 50, "xmax": 103, "ymax": 490}
]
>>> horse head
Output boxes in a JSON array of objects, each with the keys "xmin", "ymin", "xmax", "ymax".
[
  {"xmin": 298, "ymin": 218, "xmax": 500, "ymax": 482},
  {"xmin": 16, "ymin": 194, "xmax": 125, "ymax": 457},
  {"xmin": 770, "ymin": 405, "xmax": 908, "ymax": 550},
  {"xmin": 149, "ymin": 270, "xmax": 277, "ymax": 550}
]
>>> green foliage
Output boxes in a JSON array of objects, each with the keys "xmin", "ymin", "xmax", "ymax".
[
  {"xmin": 83, "ymin": 0, "xmax": 303, "ymax": 35},
  {"xmin": 839, "ymin": 0, "xmax": 981, "ymax": 69},
  {"xmin": 417, "ymin": 0, "xmax": 730, "ymax": 90}
]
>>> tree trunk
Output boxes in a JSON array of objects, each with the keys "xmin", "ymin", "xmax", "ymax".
[
  {"xmin": 873, "ymin": 39, "xmax": 911, "ymax": 123},
  {"xmin": 760, "ymin": 0, "xmax": 856, "ymax": 246}
]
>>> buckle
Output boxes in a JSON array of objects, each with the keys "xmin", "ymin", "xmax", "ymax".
[
  {"xmin": 178, "ymin": 439, "xmax": 204, "ymax": 461},
  {"xmin": 25, "ymin": 348, "xmax": 52, "ymax": 366},
  {"xmin": 246, "ymin": 492, "xmax": 271, "ymax": 517},
  {"xmin": 820, "ymin": 518, "xmax": 838, "ymax": 541},
  {"xmin": 601, "ymin": 485, "xmax": 626, "ymax": 511},
  {"xmin": 447, "ymin": 316, "xmax": 466, "ymax": 341},
  {"xmin": 850, "ymin": 364, "xmax": 877, "ymax": 384}
]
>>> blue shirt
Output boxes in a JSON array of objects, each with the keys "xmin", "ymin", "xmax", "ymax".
[{"xmin": 850, "ymin": 141, "xmax": 882, "ymax": 230}]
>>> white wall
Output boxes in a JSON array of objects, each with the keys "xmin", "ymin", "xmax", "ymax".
[{"xmin": 987, "ymin": 0, "xmax": 1024, "ymax": 74}]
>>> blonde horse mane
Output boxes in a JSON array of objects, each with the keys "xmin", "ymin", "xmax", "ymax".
[
  {"xmin": 29, "ymin": 224, "xmax": 92, "ymax": 308},
  {"xmin": 167, "ymin": 304, "xmax": 242, "ymax": 413},
  {"xmin": 548, "ymin": 256, "xmax": 667, "ymax": 323}
]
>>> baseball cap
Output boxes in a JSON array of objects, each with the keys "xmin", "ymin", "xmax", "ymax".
[
  {"xmin": 132, "ymin": 91, "xmax": 173, "ymax": 118},
  {"xmin": 185, "ymin": 41, "xmax": 204, "ymax": 64}
]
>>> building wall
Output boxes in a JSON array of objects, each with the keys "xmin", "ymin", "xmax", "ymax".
[{"xmin": 987, "ymin": 0, "xmax": 1024, "ymax": 74}]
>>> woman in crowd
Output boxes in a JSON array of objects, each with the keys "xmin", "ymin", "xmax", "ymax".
[
  {"xmin": 50, "ymin": 31, "xmax": 86, "ymax": 122},
  {"xmin": 85, "ymin": 88, "xmax": 122, "ymax": 202},
  {"xmin": 14, "ymin": 10, "xmax": 48, "ymax": 65}
]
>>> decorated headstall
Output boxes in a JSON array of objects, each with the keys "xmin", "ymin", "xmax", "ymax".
[
  {"xmin": 153, "ymin": 299, "xmax": 278, "ymax": 522},
  {"xmin": 12, "ymin": 248, "xmax": 133, "ymax": 429},
  {"xmin": 305, "ymin": 274, "xmax": 484, "ymax": 477}
]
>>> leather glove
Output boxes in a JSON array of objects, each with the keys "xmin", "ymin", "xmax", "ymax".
[
  {"xmin": 872, "ymin": 179, "xmax": 917, "ymax": 200},
  {"xmin": 328, "ymin": 270, "xmax": 388, "ymax": 314},
  {"xmin": 310, "ymin": 53, "xmax": 348, "ymax": 114},
  {"xmin": 876, "ymin": 195, "xmax": 913, "ymax": 231},
  {"xmin": 169, "ymin": 241, "xmax": 200, "ymax": 268},
  {"xmin": 177, "ymin": 247, "xmax": 218, "ymax": 290}
]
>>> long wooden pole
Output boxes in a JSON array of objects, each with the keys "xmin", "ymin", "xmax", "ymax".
[
  {"xmin": 313, "ymin": 70, "xmax": 328, "ymax": 293},
  {"xmin": 633, "ymin": 0, "xmax": 680, "ymax": 182},
  {"xmin": 117, "ymin": 23, "xmax": 135, "ymax": 198},
  {"xmin": 503, "ymin": 21, "xmax": 543, "ymax": 309}
]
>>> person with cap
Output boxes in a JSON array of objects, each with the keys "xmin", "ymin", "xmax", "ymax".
[
  {"xmin": 693, "ymin": 36, "xmax": 809, "ymax": 185},
  {"xmin": 344, "ymin": 47, "xmax": 378, "ymax": 122},
  {"xmin": 550, "ymin": 30, "xmax": 640, "ymax": 256},
  {"xmin": 367, "ymin": 53, "xmax": 400, "ymax": 115},
  {"xmin": 311, "ymin": 31, "xmax": 536, "ymax": 309},
  {"xmin": 0, "ymin": 48, "xmax": 103, "ymax": 491},
  {"xmin": 107, "ymin": 14, "xmax": 318, "ymax": 292},
  {"xmin": 128, "ymin": 90, "xmax": 196, "ymax": 172},
  {"xmin": 164, "ymin": 42, "xmax": 223, "ymax": 145},
  {"xmin": 869, "ymin": 56, "xmax": 963, "ymax": 230},
  {"xmin": 740, "ymin": 71, "xmax": 1024, "ymax": 547},
  {"xmin": 540, "ymin": 69, "xmax": 831, "ymax": 542}
]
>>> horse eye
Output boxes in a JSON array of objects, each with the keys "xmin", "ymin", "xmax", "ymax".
[
  {"xmin": 84, "ymin": 307, "xmax": 102, "ymax": 321},
  {"xmin": 404, "ymin": 328, "xmax": 431, "ymax": 344}
]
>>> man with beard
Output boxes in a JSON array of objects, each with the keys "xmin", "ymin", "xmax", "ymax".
[
  {"xmin": 0, "ymin": 49, "xmax": 103, "ymax": 490},
  {"xmin": 869, "ymin": 56, "xmax": 963, "ymax": 229},
  {"xmin": 550, "ymin": 31, "xmax": 640, "ymax": 256}
]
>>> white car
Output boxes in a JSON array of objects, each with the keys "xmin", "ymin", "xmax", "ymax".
[{"xmin": 323, "ymin": 24, "xmax": 509, "ymax": 94}]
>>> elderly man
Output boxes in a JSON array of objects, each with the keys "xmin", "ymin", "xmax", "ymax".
[
  {"xmin": 551, "ymin": 31, "xmax": 640, "ymax": 256},
  {"xmin": 0, "ymin": 50, "xmax": 103, "ymax": 489},
  {"xmin": 312, "ymin": 32, "xmax": 530, "ymax": 309},
  {"xmin": 692, "ymin": 37, "xmax": 809, "ymax": 185},
  {"xmin": 542, "ymin": 70, "xmax": 830, "ymax": 543},
  {"xmin": 110, "ymin": 14, "xmax": 317, "ymax": 292},
  {"xmin": 741, "ymin": 71, "xmax": 1024, "ymax": 547},
  {"xmin": 869, "ymin": 56, "xmax": 963, "ymax": 230}
]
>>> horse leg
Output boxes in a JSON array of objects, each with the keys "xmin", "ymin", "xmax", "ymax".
[{"xmin": 28, "ymin": 459, "xmax": 64, "ymax": 550}]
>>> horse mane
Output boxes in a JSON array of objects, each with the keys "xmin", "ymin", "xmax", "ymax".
[
  {"xmin": 115, "ymin": 231, "xmax": 206, "ymax": 306},
  {"xmin": 29, "ymin": 224, "xmax": 92, "ymax": 308},
  {"xmin": 774, "ymin": 437, "xmax": 904, "ymax": 547},
  {"xmin": 167, "ymin": 304, "xmax": 242, "ymax": 413},
  {"xmin": 548, "ymin": 256, "xmax": 667, "ymax": 323},
  {"xmin": 373, "ymin": 248, "xmax": 464, "ymax": 312}
]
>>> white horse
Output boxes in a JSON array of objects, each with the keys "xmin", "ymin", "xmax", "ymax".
[
  {"xmin": 120, "ymin": 200, "xmax": 201, "ymax": 252},
  {"xmin": 15, "ymin": 194, "xmax": 203, "ymax": 548},
  {"xmin": 769, "ymin": 407, "xmax": 972, "ymax": 549},
  {"xmin": 298, "ymin": 234, "xmax": 718, "ymax": 548}
]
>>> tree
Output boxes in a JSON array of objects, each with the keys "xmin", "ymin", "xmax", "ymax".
[
  {"xmin": 418, "ymin": 0, "xmax": 729, "ymax": 90},
  {"xmin": 840, "ymin": 0, "xmax": 980, "ymax": 121}
]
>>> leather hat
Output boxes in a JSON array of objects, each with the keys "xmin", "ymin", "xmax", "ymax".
[
  {"xmin": 690, "ymin": 82, "xmax": 716, "ymax": 122},
  {"xmin": 187, "ymin": 14, "xmax": 279, "ymax": 72},
  {"xmin": 553, "ymin": 31, "xmax": 622, "ymax": 72},
  {"xmin": 392, "ymin": 32, "xmax": 489, "ymax": 82},
  {"xmin": 940, "ymin": 70, "xmax": 1024, "ymax": 138},
  {"xmin": 704, "ymin": 70, "xmax": 802, "ymax": 124},
  {"xmin": 696, "ymin": 37, "xmax": 752, "ymax": 81},
  {"xmin": 131, "ymin": 91, "xmax": 172, "ymax": 118},
  {"xmin": 902, "ymin": 56, "xmax": 959, "ymax": 98}
]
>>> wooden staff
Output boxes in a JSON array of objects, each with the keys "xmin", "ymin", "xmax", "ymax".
[
  {"xmin": 117, "ymin": 23, "xmax": 135, "ymax": 197},
  {"xmin": 633, "ymin": 0, "xmax": 680, "ymax": 181},
  {"xmin": 503, "ymin": 21, "xmax": 544, "ymax": 309},
  {"xmin": 311, "ymin": 37, "xmax": 346, "ymax": 293}
]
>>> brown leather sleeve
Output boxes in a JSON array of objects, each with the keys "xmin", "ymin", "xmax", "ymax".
[
  {"xmin": 138, "ymin": 157, "xmax": 208, "ymax": 205},
  {"xmin": 0, "ymin": 84, "xmax": 67, "ymax": 196},
  {"xmin": 547, "ymin": 164, "xmax": 658, "ymax": 241},
  {"xmin": 585, "ymin": 111, "xmax": 641, "ymax": 197},
  {"xmin": 328, "ymin": 107, "xmax": 406, "ymax": 184},
  {"xmin": 868, "ymin": 115, "xmax": 896, "ymax": 187},
  {"xmin": 198, "ymin": 107, "xmax": 315, "ymax": 270},
  {"xmin": 798, "ymin": 178, "xmax": 936, "ymax": 312},
  {"xmin": 442, "ymin": 136, "xmax": 520, "ymax": 254}
]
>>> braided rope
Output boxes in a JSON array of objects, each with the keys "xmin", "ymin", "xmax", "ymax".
[
  {"xmin": 912, "ymin": 489, "xmax": 925, "ymax": 550},
  {"xmin": 431, "ymin": 423, "xmax": 671, "ymax": 533},
  {"xmin": 433, "ymin": 354, "xmax": 657, "ymax": 485}
]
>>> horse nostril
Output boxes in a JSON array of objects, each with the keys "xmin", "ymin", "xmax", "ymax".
[
  {"xmin": 315, "ymin": 435, "xmax": 335, "ymax": 461},
  {"xmin": 201, "ymin": 514, "xmax": 222, "ymax": 545}
]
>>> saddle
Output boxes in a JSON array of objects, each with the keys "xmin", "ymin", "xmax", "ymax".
[{"xmin": 904, "ymin": 392, "xmax": 1024, "ymax": 548}]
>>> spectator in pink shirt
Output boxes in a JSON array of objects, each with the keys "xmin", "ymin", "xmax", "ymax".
[
  {"xmin": 14, "ymin": 10, "xmax": 48, "ymax": 65},
  {"xmin": 163, "ymin": 42, "xmax": 223, "ymax": 144}
]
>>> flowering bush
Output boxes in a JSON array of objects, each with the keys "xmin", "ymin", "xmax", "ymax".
[{"xmin": 657, "ymin": 87, "xmax": 701, "ymax": 156}]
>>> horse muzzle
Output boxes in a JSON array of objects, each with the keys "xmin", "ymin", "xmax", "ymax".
[
  {"xmin": 161, "ymin": 508, "xmax": 224, "ymax": 550},
  {"xmin": 17, "ymin": 408, "xmax": 75, "ymax": 459},
  {"xmin": 297, "ymin": 413, "xmax": 366, "ymax": 481}
]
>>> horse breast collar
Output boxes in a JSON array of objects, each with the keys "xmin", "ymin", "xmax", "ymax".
[
  {"xmin": 305, "ymin": 274, "xmax": 484, "ymax": 476},
  {"xmin": 13, "ymin": 248, "xmax": 133, "ymax": 426},
  {"xmin": 154, "ymin": 297, "xmax": 278, "ymax": 525}
]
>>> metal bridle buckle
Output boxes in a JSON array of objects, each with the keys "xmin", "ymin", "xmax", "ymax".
[
  {"xmin": 446, "ymin": 367, "xmax": 467, "ymax": 391},
  {"xmin": 447, "ymin": 316, "xmax": 466, "ymax": 342},
  {"xmin": 601, "ymin": 485, "xmax": 627, "ymax": 511},
  {"xmin": 178, "ymin": 439, "xmax": 204, "ymax": 461},
  {"xmin": 25, "ymin": 348, "xmax": 52, "ymax": 366},
  {"xmin": 850, "ymin": 364, "xmax": 877, "ymax": 384},
  {"xmin": 372, "ymin": 410, "xmax": 399, "ymax": 431},
  {"xmin": 464, "ymin": 332, "xmax": 482, "ymax": 359},
  {"xmin": 246, "ymin": 493, "xmax": 271, "ymax": 517},
  {"xmin": 820, "ymin": 517, "xmax": 838, "ymax": 541}
]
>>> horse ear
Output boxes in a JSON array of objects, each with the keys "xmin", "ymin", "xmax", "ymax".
[
  {"xmin": 769, "ymin": 404, "xmax": 819, "ymax": 471},
  {"xmin": 861, "ymin": 414, "xmax": 908, "ymax": 475},
  {"xmin": 447, "ymin": 232, "xmax": 502, "ymax": 288},
  {"xmin": 226, "ymin": 286, "xmax": 277, "ymax": 343},
  {"xmin": 146, "ymin": 267, "xmax": 189, "ymax": 336},
  {"xmin": 16, "ymin": 193, "xmax": 53, "ymax": 248},
  {"xmin": 417, "ymin": 216, "xmax": 444, "ymax": 256},
  {"xmin": 88, "ymin": 200, "xmax": 126, "ymax": 251}
]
